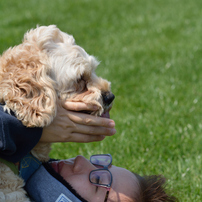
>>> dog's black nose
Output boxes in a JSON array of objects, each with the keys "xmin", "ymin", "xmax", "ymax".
[{"xmin": 102, "ymin": 92, "xmax": 115, "ymax": 106}]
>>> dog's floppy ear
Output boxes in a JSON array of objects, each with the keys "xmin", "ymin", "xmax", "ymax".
[{"xmin": 0, "ymin": 43, "xmax": 56, "ymax": 127}]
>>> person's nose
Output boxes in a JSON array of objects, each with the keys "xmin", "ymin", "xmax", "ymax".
[{"xmin": 73, "ymin": 155, "xmax": 96, "ymax": 173}]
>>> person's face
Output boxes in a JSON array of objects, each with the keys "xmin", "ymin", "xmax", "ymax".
[{"xmin": 51, "ymin": 155, "xmax": 139, "ymax": 202}]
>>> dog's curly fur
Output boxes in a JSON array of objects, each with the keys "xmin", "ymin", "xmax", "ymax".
[{"xmin": 0, "ymin": 25, "xmax": 114, "ymax": 201}]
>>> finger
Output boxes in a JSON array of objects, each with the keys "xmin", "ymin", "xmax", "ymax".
[
  {"xmin": 68, "ymin": 133, "xmax": 106, "ymax": 143},
  {"xmin": 68, "ymin": 111, "xmax": 115, "ymax": 128},
  {"xmin": 74, "ymin": 124, "xmax": 116, "ymax": 136},
  {"xmin": 62, "ymin": 101, "xmax": 98, "ymax": 112}
]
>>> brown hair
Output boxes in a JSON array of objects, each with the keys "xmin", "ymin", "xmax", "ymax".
[{"xmin": 134, "ymin": 174, "xmax": 178, "ymax": 202}]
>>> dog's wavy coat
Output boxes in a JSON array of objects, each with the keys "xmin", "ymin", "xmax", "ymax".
[{"xmin": 0, "ymin": 25, "xmax": 114, "ymax": 201}]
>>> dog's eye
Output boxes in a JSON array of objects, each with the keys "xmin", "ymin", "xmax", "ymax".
[
  {"xmin": 77, "ymin": 75, "xmax": 85, "ymax": 83},
  {"xmin": 76, "ymin": 76, "xmax": 86, "ymax": 91},
  {"xmin": 77, "ymin": 78, "xmax": 82, "ymax": 83}
]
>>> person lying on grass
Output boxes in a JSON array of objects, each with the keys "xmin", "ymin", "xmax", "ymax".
[{"xmin": 21, "ymin": 153, "xmax": 177, "ymax": 202}]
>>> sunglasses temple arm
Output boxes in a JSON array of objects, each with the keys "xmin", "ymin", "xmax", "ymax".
[
  {"xmin": 104, "ymin": 191, "xmax": 109, "ymax": 202},
  {"xmin": 104, "ymin": 187, "xmax": 111, "ymax": 202}
]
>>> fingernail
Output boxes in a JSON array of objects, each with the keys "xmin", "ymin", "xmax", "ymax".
[
  {"xmin": 109, "ymin": 121, "xmax": 115, "ymax": 128},
  {"xmin": 110, "ymin": 128, "xmax": 116, "ymax": 135}
]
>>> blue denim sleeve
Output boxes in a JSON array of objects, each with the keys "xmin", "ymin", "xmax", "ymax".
[{"xmin": 0, "ymin": 105, "xmax": 43, "ymax": 163}]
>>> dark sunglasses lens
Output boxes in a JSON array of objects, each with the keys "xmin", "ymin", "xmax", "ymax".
[
  {"xmin": 90, "ymin": 155, "xmax": 111, "ymax": 166},
  {"xmin": 90, "ymin": 170, "xmax": 111, "ymax": 185}
]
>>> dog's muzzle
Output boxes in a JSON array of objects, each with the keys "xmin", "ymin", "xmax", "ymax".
[
  {"xmin": 78, "ymin": 92, "xmax": 115, "ymax": 118},
  {"xmin": 100, "ymin": 92, "xmax": 115, "ymax": 118}
]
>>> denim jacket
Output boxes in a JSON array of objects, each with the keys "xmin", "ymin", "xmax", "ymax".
[{"xmin": 0, "ymin": 104, "xmax": 42, "ymax": 163}]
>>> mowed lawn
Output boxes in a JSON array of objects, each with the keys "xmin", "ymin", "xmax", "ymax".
[{"xmin": 0, "ymin": 0, "xmax": 201, "ymax": 201}]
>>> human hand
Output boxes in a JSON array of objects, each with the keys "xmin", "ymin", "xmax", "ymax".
[{"xmin": 40, "ymin": 101, "xmax": 116, "ymax": 143}]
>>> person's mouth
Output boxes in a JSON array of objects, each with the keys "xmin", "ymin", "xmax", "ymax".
[{"xmin": 50, "ymin": 158, "xmax": 75, "ymax": 173}]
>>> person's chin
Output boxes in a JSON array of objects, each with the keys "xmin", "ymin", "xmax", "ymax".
[{"xmin": 50, "ymin": 161, "xmax": 60, "ymax": 173}]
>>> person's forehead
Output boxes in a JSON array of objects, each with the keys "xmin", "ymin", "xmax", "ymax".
[
  {"xmin": 108, "ymin": 166, "xmax": 139, "ymax": 201},
  {"xmin": 110, "ymin": 165, "xmax": 135, "ymax": 179}
]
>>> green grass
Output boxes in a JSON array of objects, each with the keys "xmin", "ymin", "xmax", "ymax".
[{"xmin": 0, "ymin": 0, "xmax": 202, "ymax": 201}]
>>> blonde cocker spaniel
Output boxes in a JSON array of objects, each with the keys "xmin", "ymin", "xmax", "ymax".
[{"xmin": 0, "ymin": 25, "xmax": 114, "ymax": 201}]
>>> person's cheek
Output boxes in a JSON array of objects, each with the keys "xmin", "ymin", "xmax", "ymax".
[{"xmin": 68, "ymin": 175, "xmax": 94, "ymax": 200}]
